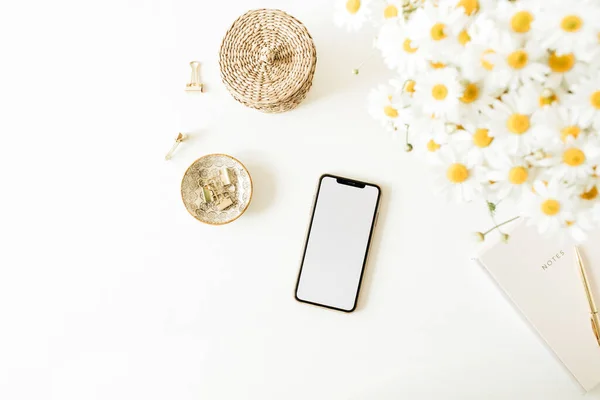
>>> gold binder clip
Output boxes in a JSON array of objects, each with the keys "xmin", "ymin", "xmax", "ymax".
[
  {"xmin": 185, "ymin": 61, "xmax": 204, "ymax": 92},
  {"xmin": 192, "ymin": 167, "xmax": 237, "ymax": 210}
]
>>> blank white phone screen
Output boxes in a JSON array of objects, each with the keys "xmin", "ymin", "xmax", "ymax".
[{"xmin": 296, "ymin": 176, "xmax": 380, "ymax": 312}]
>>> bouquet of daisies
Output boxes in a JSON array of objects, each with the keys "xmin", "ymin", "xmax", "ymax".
[{"xmin": 335, "ymin": 0, "xmax": 600, "ymax": 242}]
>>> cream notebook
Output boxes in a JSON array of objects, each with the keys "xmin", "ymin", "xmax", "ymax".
[{"xmin": 476, "ymin": 223, "xmax": 600, "ymax": 392}]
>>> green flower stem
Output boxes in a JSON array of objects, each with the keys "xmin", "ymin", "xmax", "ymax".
[
  {"xmin": 486, "ymin": 200, "xmax": 504, "ymax": 235},
  {"xmin": 483, "ymin": 216, "xmax": 520, "ymax": 236}
]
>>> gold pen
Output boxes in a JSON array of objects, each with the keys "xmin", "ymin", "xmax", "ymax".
[{"xmin": 575, "ymin": 246, "xmax": 600, "ymax": 347}]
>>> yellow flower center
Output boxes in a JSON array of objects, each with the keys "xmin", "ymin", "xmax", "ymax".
[
  {"xmin": 457, "ymin": 0, "xmax": 479, "ymax": 15},
  {"xmin": 541, "ymin": 199, "xmax": 561, "ymax": 216},
  {"xmin": 507, "ymin": 50, "xmax": 528, "ymax": 69},
  {"xmin": 384, "ymin": 4, "xmax": 398, "ymax": 18},
  {"xmin": 473, "ymin": 128, "xmax": 493, "ymax": 148},
  {"xmin": 383, "ymin": 105, "xmax": 398, "ymax": 118},
  {"xmin": 460, "ymin": 83, "xmax": 479, "ymax": 103},
  {"xmin": 590, "ymin": 91, "xmax": 600, "ymax": 109},
  {"xmin": 539, "ymin": 92, "xmax": 558, "ymax": 107},
  {"xmin": 563, "ymin": 148, "xmax": 585, "ymax": 166},
  {"xmin": 427, "ymin": 139, "xmax": 441, "ymax": 152},
  {"xmin": 346, "ymin": 0, "xmax": 361, "ymax": 14},
  {"xmin": 581, "ymin": 186, "xmax": 598, "ymax": 200},
  {"xmin": 403, "ymin": 38, "xmax": 418, "ymax": 53},
  {"xmin": 507, "ymin": 114, "xmax": 530, "ymax": 134},
  {"xmin": 508, "ymin": 166, "xmax": 528, "ymax": 184},
  {"xmin": 458, "ymin": 30, "xmax": 471, "ymax": 45},
  {"xmin": 560, "ymin": 125, "xmax": 581, "ymax": 142},
  {"xmin": 511, "ymin": 11, "xmax": 534, "ymax": 33},
  {"xmin": 446, "ymin": 163, "xmax": 469, "ymax": 183},
  {"xmin": 430, "ymin": 23, "xmax": 447, "ymax": 41},
  {"xmin": 548, "ymin": 52, "xmax": 575, "ymax": 73},
  {"xmin": 561, "ymin": 15, "xmax": 583, "ymax": 32},
  {"xmin": 432, "ymin": 84, "xmax": 448, "ymax": 100},
  {"xmin": 430, "ymin": 61, "xmax": 446, "ymax": 69},
  {"xmin": 481, "ymin": 49, "xmax": 495, "ymax": 71},
  {"xmin": 404, "ymin": 80, "xmax": 416, "ymax": 94}
]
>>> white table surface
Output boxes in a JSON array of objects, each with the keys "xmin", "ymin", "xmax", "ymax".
[{"xmin": 1, "ymin": 0, "xmax": 599, "ymax": 399}]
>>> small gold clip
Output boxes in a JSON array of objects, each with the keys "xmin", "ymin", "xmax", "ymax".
[
  {"xmin": 165, "ymin": 133, "xmax": 186, "ymax": 161},
  {"xmin": 185, "ymin": 61, "xmax": 204, "ymax": 92}
]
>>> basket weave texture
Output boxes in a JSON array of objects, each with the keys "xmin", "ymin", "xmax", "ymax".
[{"xmin": 219, "ymin": 9, "xmax": 317, "ymax": 113}]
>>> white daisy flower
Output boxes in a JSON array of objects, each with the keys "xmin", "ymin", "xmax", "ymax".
[
  {"xmin": 407, "ymin": 2, "xmax": 467, "ymax": 63},
  {"xmin": 372, "ymin": 0, "xmax": 405, "ymax": 24},
  {"xmin": 334, "ymin": 0, "xmax": 373, "ymax": 31},
  {"xmin": 458, "ymin": 80, "xmax": 496, "ymax": 121},
  {"xmin": 570, "ymin": 71, "xmax": 600, "ymax": 131},
  {"xmin": 413, "ymin": 67, "xmax": 462, "ymax": 121},
  {"xmin": 452, "ymin": 120, "xmax": 498, "ymax": 165},
  {"xmin": 544, "ymin": 51, "xmax": 593, "ymax": 90},
  {"xmin": 367, "ymin": 83, "xmax": 413, "ymax": 131},
  {"xmin": 451, "ymin": 1, "xmax": 486, "ymax": 55},
  {"xmin": 532, "ymin": 105, "xmax": 591, "ymax": 147},
  {"xmin": 533, "ymin": 0, "xmax": 600, "ymax": 58},
  {"xmin": 524, "ymin": 82, "xmax": 568, "ymax": 110},
  {"xmin": 459, "ymin": 0, "xmax": 499, "ymax": 15},
  {"xmin": 409, "ymin": 116, "xmax": 450, "ymax": 158},
  {"xmin": 541, "ymin": 135, "xmax": 600, "ymax": 183},
  {"xmin": 485, "ymin": 89, "xmax": 543, "ymax": 156},
  {"xmin": 523, "ymin": 180, "xmax": 577, "ymax": 237},
  {"xmin": 487, "ymin": 156, "xmax": 537, "ymax": 203},
  {"xmin": 394, "ymin": 77, "xmax": 417, "ymax": 98},
  {"xmin": 375, "ymin": 22, "xmax": 427, "ymax": 76},
  {"xmin": 567, "ymin": 181, "xmax": 598, "ymax": 243},
  {"xmin": 487, "ymin": 0, "xmax": 541, "ymax": 38},
  {"xmin": 482, "ymin": 34, "xmax": 549, "ymax": 90},
  {"xmin": 561, "ymin": 183, "xmax": 598, "ymax": 242},
  {"xmin": 456, "ymin": 0, "xmax": 481, "ymax": 17},
  {"xmin": 431, "ymin": 146, "xmax": 488, "ymax": 202},
  {"xmin": 577, "ymin": 177, "xmax": 599, "ymax": 203},
  {"xmin": 457, "ymin": 17, "xmax": 502, "ymax": 83},
  {"xmin": 563, "ymin": 208, "xmax": 596, "ymax": 243}
]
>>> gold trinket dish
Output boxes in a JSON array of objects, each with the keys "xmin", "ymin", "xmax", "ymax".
[{"xmin": 181, "ymin": 154, "xmax": 252, "ymax": 225}]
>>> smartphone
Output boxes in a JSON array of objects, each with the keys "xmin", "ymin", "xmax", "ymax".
[{"xmin": 295, "ymin": 174, "xmax": 381, "ymax": 312}]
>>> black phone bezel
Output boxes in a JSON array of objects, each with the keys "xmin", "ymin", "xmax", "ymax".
[{"xmin": 294, "ymin": 174, "xmax": 382, "ymax": 313}]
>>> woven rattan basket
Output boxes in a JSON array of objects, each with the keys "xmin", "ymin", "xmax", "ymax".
[{"xmin": 219, "ymin": 9, "xmax": 317, "ymax": 113}]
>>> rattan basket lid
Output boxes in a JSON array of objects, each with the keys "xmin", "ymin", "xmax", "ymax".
[{"xmin": 219, "ymin": 9, "xmax": 317, "ymax": 113}]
